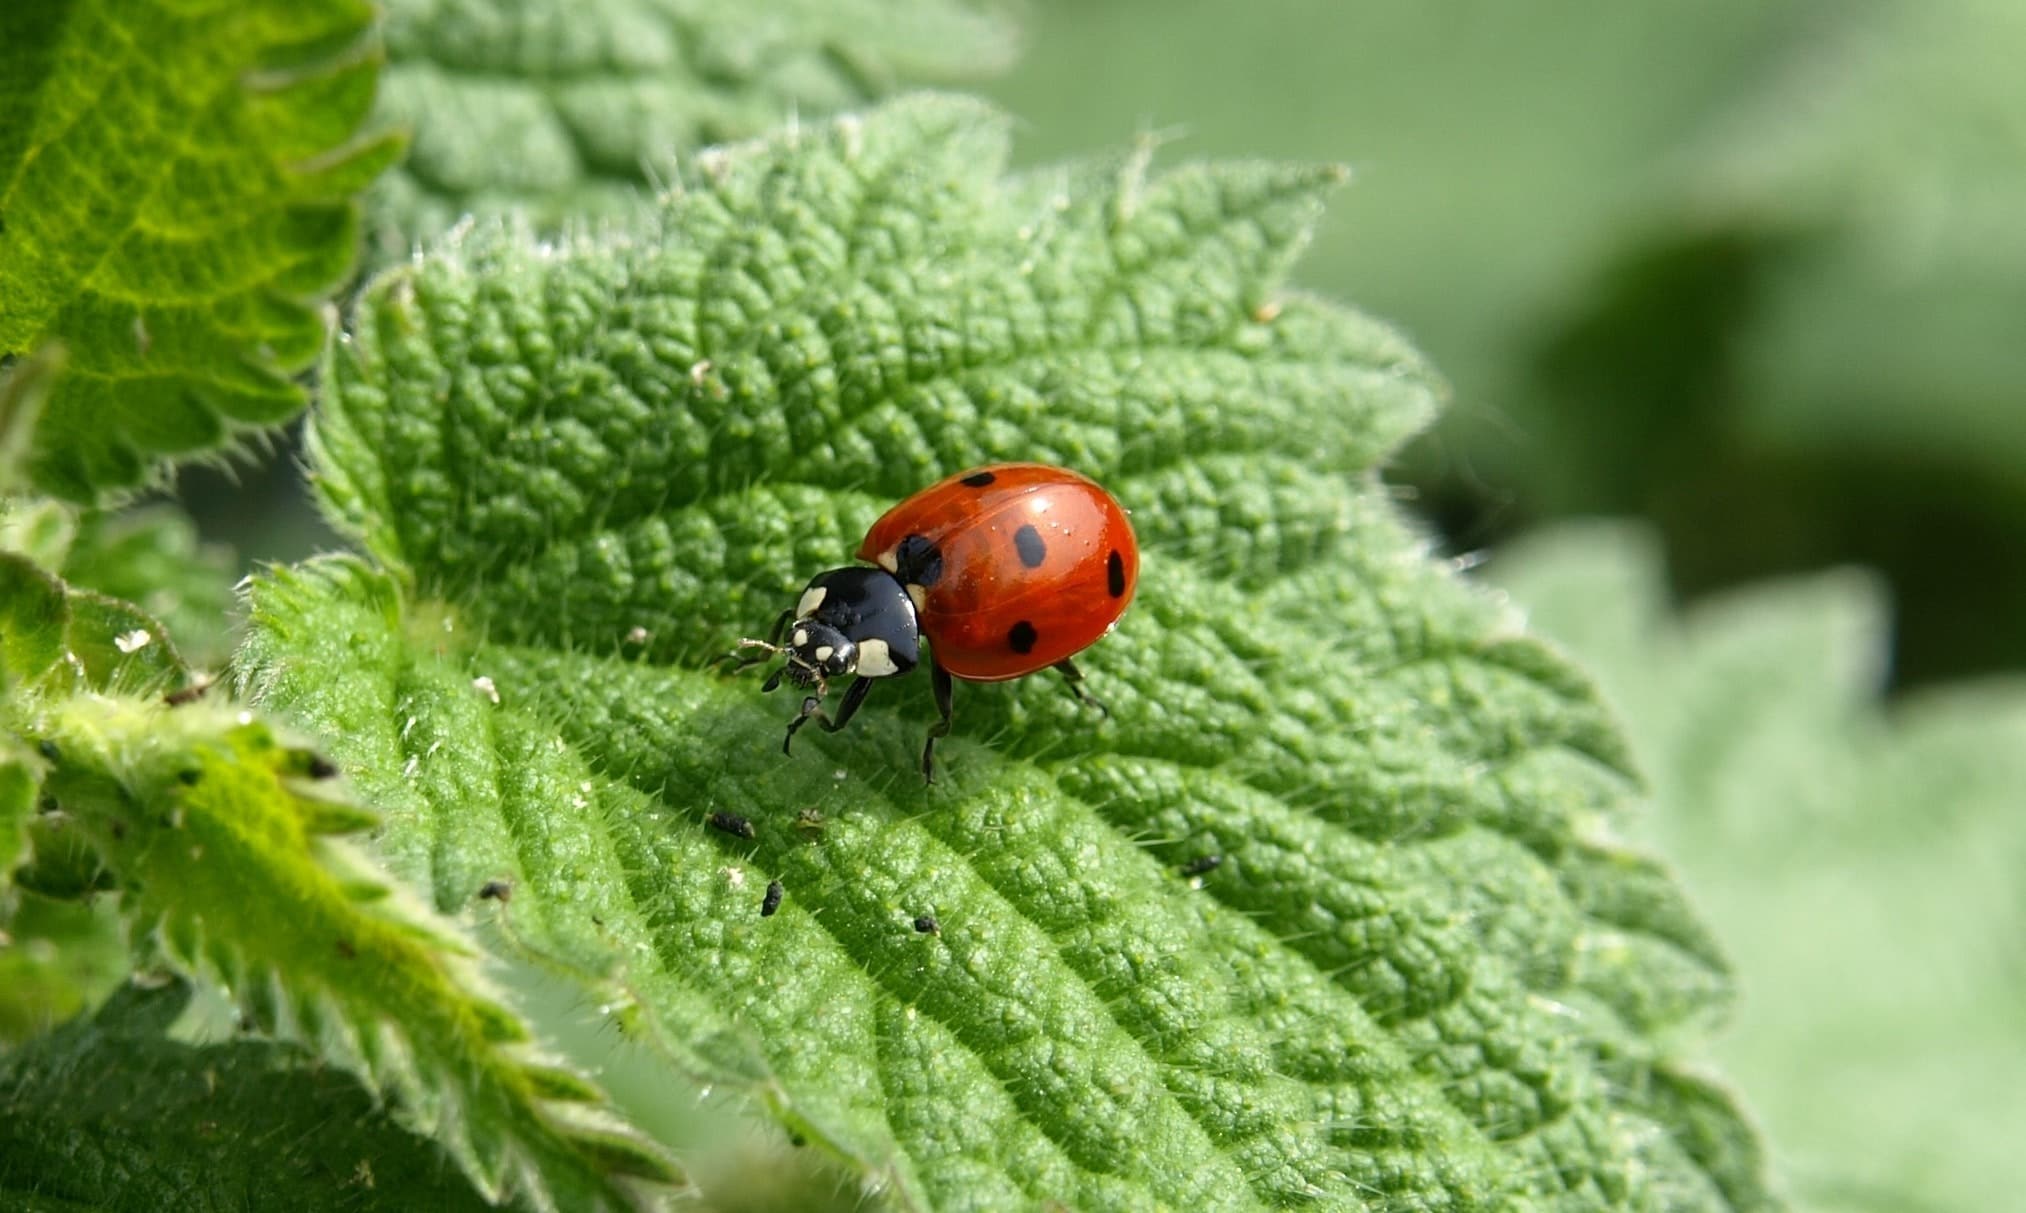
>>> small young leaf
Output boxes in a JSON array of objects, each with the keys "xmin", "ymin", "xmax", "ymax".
[
  {"xmin": 1496, "ymin": 522, "xmax": 2026, "ymax": 1213},
  {"xmin": 57, "ymin": 590, "xmax": 185, "ymax": 697},
  {"xmin": 369, "ymin": 0, "xmax": 1020, "ymax": 255},
  {"xmin": 249, "ymin": 97, "xmax": 1772, "ymax": 1209},
  {"xmin": 0, "ymin": 0, "xmax": 402, "ymax": 501},
  {"xmin": 0, "ymin": 549, "xmax": 189, "ymax": 700},
  {"xmin": 59, "ymin": 507, "xmax": 238, "ymax": 668}
]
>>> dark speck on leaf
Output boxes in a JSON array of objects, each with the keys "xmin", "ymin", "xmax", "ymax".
[
  {"xmin": 761, "ymin": 880, "xmax": 784, "ymax": 917},
  {"xmin": 479, "ymin": 880, "xmax": 513, "ymax": 902},
  {"xmin": 708, "ymin": 810, "xmax": 756, "ymax": 840},
  {"xmin": 913, "ymin": 914, "xmax": 940, "ymax": 935},
  {"xmin": 1181, "ymin": 854, "xmax": 1223, "ymax": 877},
  {"xmin": 306, "ymin": 754, "xmax": 339, "ymax": 779},
  {"xmin": 164, "ymin": 680, "xmax": 212, "ymax": 706}
]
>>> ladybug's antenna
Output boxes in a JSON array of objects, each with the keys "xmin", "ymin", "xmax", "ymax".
[{"xmin": 739, "ymin": 636, "xmax": 828, "ymax": 699}]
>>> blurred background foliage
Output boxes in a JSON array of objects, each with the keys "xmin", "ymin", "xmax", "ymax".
[{"xmin": 983, "ymin": 0, "xmax": 2026, "ymax": 689}]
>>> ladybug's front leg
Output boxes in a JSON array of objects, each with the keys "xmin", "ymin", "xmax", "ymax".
[
  {"xmin": 920, "ymin": 661, "xmax": 955, "ymax": 784},
  {"xmin": 782, "ymin": 676, "xmax": 875, "ymax": 755}
]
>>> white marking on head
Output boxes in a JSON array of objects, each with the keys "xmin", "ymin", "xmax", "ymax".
[
  {"xmin": 856, "ymin": 638, "xmax": 900, "ymax": 677},
  {"xmin": 814, "ymin": 645, "xmax": 834, "ymax": 662},
  {"xmin": 792, "ymin": 628, "xmax": 810, "ymax": 647},
  {"xmin": 796, "ymin": 586, "xmax": 827, "ymax": 618},
  {"xmin": 875, "ymin": 548, "xmax": 899, "ymax": 573}
]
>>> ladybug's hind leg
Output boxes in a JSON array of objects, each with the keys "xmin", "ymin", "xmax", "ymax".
[
  {"xmin": 920, "ymin": 661, "xmax": 955, "ymax": 784},
  {"xmin": 783, "ymin": 676, "xmax": 875, "ymax": 755},
  {"xmin": 1052, "ymin": 658, "xmax": 1109, "ymax": 718}
]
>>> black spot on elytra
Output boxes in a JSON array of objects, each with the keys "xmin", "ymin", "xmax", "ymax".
[
  {"xmin": 1007, "ymin": 621, "xmax": 1038, "ymax": 654},
  {"xmin": 895, "ymin": 534, "xmax": 943, "ymax": 587},
  {"xmin": 1107, "ymin": 549, "xmax": 1127, "ymax": 598},
  {"xmin": 961, "ymin": 470, "xmax": 996, "ymax": 487},
  {"xmin": 1013, "ymin": 524, "xmax": 1046, "ymax": 569}
]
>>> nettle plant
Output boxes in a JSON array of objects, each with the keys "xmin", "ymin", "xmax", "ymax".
[{"xmin": 0, "ymin": 4, "xmax": 1774, "ymax": 1211}]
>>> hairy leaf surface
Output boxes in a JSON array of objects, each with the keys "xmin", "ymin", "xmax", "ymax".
[{"xmin": 247, "ymin": 96, "xmax": 1771, "ymax": 1210}]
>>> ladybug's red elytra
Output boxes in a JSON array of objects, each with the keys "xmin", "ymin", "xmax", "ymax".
[{"xmin": 731, "ymin": 463, "xmax": 1139, "ymax": 781}]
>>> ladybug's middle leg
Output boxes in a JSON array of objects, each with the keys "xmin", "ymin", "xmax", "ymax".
[
  {"xmin": 1052, "ymin": 658, "xmax": 1109, "ymax": 718},
  {"xmin": 783, "ymin": 676, "xmax": 875, "ymax": 755},
  {"xmin": 920, "ymin": 661, "xmax": 955, "ymax": 784}
]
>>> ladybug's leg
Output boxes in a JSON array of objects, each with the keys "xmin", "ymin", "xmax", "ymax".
[
  {"xmin": 920, "ymin": 661, "xmax": 955, "ymax": 784},
  {"xmin": 718, "ymin": 610, "xmax": 794, "ymax": 673},
  {"xmin": 1052, "ymin": 658, "xmax": 1109, "ymax": 718},
  {"xmin": 782, "ymin": 676, "xmax": 875, "ymax": 755}
]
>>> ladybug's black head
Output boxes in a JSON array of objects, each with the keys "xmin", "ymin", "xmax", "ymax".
[
  {"xmin": 733, "ymin": 566, "xmax": 921, "ymax": 702},
  {"xmin": 779, "ymin": 620, "xmax": 857, "ymax": 688}
]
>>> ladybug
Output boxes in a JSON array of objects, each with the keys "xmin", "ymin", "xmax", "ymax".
[{"xmin": 731, "ymin": 463, "xmax": 1139, "ymax": 781}]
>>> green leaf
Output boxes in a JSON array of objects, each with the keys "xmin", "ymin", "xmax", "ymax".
[
  {"xmin": 0, "ymin": 736, "xmax": 38, "ymax": 881},
  {"xmin": 0, "ymin": 892, "xmax": 126, "ymax": 1046},
  {"xmin": 19, "ymin": 695, "xmax": 684, "ymax": 1211},
  {"xmin": 1495, "ymin": 522, "xmax": 2026, "ymax": 1213},
  {"xmin": 246, "ymin": 96, "xmax": 1772, "ymax": 1209},
  {"xmin": 2, "ymin": 500, "xmax": 239, "ymax": 669},
  {"xmin": 0, "ymin": 550, "xmax": 188, "ymax": 699},
  {"xmin": 0, "ymin": 979, "xmax": 498, "ymax": 1211},
  {"xmin": 370, "ymin": 0, "xmax": 1020, "ymax": 256},
  {"xmin": 0, "ymin": 0, "xmax": 403, "ymax": 502},
  {"xmin": 0, "ymin": 554, "xmax": 67, "ymax": 692},
  {"xmin": 63, "ymin": 507, "xmax": 238, "ymax": 669}
]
